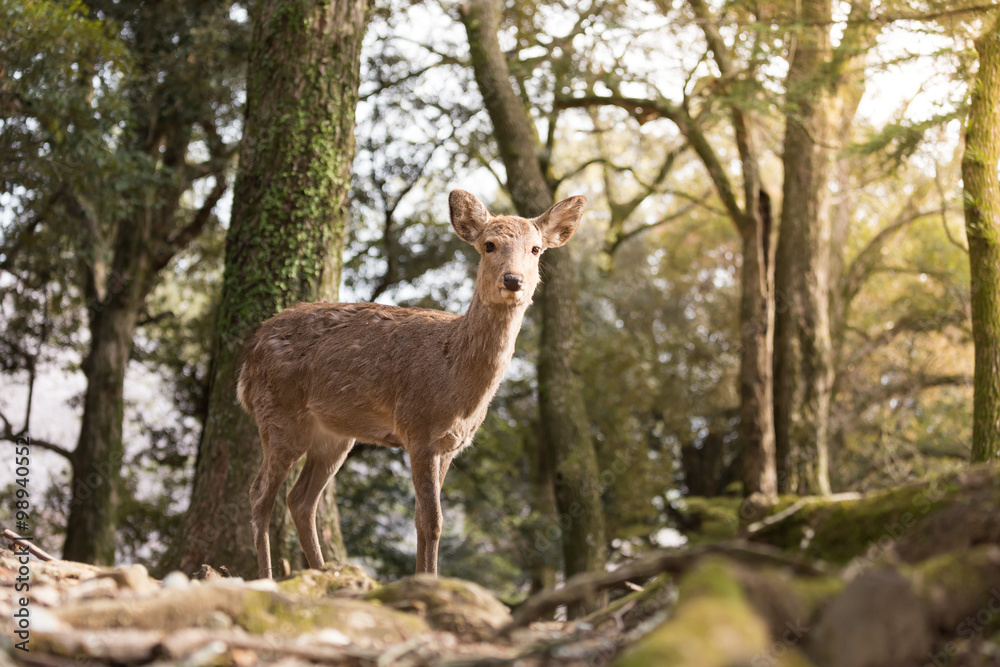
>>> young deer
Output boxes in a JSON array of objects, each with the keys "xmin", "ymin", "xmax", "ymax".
[{"xmin": 238, "ymin": 190, "xmax": 585, "ymax": 578}]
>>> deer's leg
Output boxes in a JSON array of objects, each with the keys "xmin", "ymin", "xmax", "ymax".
[
  {"xmin": 249, "ymin": 430, "xmax": 300, "ymax": 580},
  {"xmin": 439, "ymin": 451, "xmax": 457, "ymax": 485},
  {"xmin": 287, "ymin": 435, "xmax": 354, "ymax": 570},
  {"xmin": 410, "ymin": 449, "xmax": 443, "ymax": 575}
]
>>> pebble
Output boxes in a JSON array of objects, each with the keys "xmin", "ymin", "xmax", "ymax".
[{"xmin": 162, "ymin": 571, "xmax": 191, "ymax": 589}]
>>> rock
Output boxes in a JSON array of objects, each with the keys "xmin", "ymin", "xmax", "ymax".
[
  {"xmin": 808, "ymin": 569, "xmax": 932, "ymax": 667},
  {"xmin": 29, "ymin": 583, "xmax": 62, "ymax": 607},
  {"xmin": 194, "ymin": 564, "xmax": 227, "ymax": 580},
  {"xmin": 161, "ymin": 571, "xmax": 191, "ymax": 589},
  {"xmin": 103, "ymin": 563, "xmax": 159, "ymax": 594},
  {"xmin": 64, "ymin": 575, "xmax": 119, "ymax": 601},
  {"xmin": 277, "ymin": 561, "xmax": 377, "ymax": 598},
  {"xmin": 366, "ymin": 574, "xmax": 510, "ymax": 639},
  {"xmin": 52, "ymin": 581, "xmax": 429, "ymax": 646},
  {"xmin": 910, "ymin": 544, "xmax": 1000, "ymax": 632},
  {"xmin": 748, "ymin": 464, "xmax": 1000, "ymax": 566},
  {"xmin": 32, "ymin": 628, "xmax": 164, "ymax": 663}
]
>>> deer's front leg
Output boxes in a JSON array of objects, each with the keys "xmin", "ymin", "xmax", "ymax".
[{"xmin": 411, "ymin": 449, "xmax": 443, "ymax": 574}]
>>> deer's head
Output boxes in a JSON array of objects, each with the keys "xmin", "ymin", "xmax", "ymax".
[{"xmin": 449, "ymin": 190, "xmax": 585, "ymax": 307}]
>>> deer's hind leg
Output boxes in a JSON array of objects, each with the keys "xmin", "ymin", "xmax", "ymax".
[
  {"xmin": 287, "ymin": 432, "xmax": 355, "ymax": 570},
  {"xmin": 250, "ymin": 419, "xmax": 311, "ymax": 579}
]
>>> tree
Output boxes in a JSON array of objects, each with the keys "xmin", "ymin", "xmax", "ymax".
[
  {"xmin": 963, "ymin": 13, "xmax": 1000, "ymax": 462},
  {"xmin": 175, "ymin": 0, "xmax": 369, "ymax": 577},
  {"xmin": 559, "ymin": 0, "xmax": 779, "ymax": 498},
  {"xmin": 460, "ymin": 0, "xmax": 607, "ymax": 608},
  {"xmin": 1, "ymin": 0, "xmax": 243, "ymax": 564}
]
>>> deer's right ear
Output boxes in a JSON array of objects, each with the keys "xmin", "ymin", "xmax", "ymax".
[{"xmin": 449, "ymin": 190, "xmax": 490, "ymax": 244}]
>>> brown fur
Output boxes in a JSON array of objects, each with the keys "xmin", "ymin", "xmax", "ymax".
[{"xmin": 240, "ymin": 190, "xmax": 585, "ymax": 578}]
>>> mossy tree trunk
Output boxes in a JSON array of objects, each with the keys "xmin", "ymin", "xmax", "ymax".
[
  {"xmin": 964, "ymin": 15, "xmax": 1000, "ymax": 462},
  {"xmin": 175, "ymin": 0, "xmax": 367, "ymax": 577},
  {"xmin": 460, "ymin": 0, "xmax": 607, "ymax": 614},
  {"xmin": 773, "ymin": 0, "xmax": 835, "ymax": 496}
]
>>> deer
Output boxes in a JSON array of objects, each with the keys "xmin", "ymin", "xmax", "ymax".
[{"xmin": 237, "ymin": 189, "xmax": 585, "ymax": 578}]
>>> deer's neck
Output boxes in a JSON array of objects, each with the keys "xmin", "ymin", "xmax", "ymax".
[{"xmin": 451, "ymin": 292, "xmax": 526, "ymax": 391}]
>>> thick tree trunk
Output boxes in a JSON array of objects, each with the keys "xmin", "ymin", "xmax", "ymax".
[
  {"xmin": 175, "ymin": 0, "xmax": 366, "ymax": 577},
  {"xmin": 964, "ymin": 16, "xmax": 1000, "ymax": 462},
  {"xmin": 460, "ymin": 0, "xmax": 606, "ymax": 610},
  {"xmin": 63, "ymin": 302, "xmax": 140, "ymax": 564},
  {"xmin": 773, "ymin": 0, "xmax": 835, "ymax": 495}
]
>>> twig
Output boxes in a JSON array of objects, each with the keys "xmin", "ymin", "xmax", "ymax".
[
  {"xmin": 498, "ymin": 540, "xmax": 826, "ymax": 635},
  {"xmin": 3, "ymin": 529, "xmax": 58, "ymax": 561}
]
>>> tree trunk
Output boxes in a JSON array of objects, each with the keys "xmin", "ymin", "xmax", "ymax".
[
  {"xmin": 175, "ymin": 0, "xmax": 367, "ymax": 577},
  {"xmin": 460, "ymin": 0, "xmax": 606, "ymax": 610},
  {"xmin": 63, "ymin": 208, "xmax": 158, "ymax": 564},
  {"xmin": 738, "ymin": 202, "xmax": 779, "ymax": 500},
  {"xmin": 964, "ymin": 16, "xmax": 1000, "ymax": 462},
  {"xmin": 773, "ymin": 0, "xmax": 835, "ymax": 495},
  {"xmin": 63, "ymin": 301, "xmax": 140, "ymax": 564}
]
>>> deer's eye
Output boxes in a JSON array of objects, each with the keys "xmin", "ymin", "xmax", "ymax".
[
  {"xmin": 484, "ymin": 241, "xmax": 496, "ymax": 253},
  {"xmin": 531, "ymin": 246, "xmax": 541, "ymax": 255}
]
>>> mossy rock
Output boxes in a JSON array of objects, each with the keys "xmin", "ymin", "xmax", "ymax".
[
  {"xmin": 52, "ymin": 580, "xmax": 428, "ymax": 645},
  {"xmin": 366, "ymin": 574, "xmax": 509, "ymax": 639},
  {"xmin": 54, "ymin": 583, "xmax": 250, "ymax": 632},
  {"xmin": 613, "ymin": 558, "xmax": 814, "ymax": 667},
  {"xmin": 807, "ymin": 569, "xmax": 932, "ymax": 667},
  {"xmin": 672, "ymin": 496, "xmax": 743, "ymax": 545},
  {"xmin": 277, "ymin": 561, "xmax": 377, "ymax": 598},
  {"xmin": 236, "ymin": 587, "xmax": 427, "ymax": 643},
  {"xmin": 909, "ymin": 544, "xmax": 1000, "ymax": 633},
  {"xmin": 747, "ymin": 464, "xmax": 1000, "ymax": 564}
]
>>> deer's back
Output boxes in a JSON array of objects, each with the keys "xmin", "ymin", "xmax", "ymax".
[{"xmin": 238, "ymin": 301, "xmax": 471, "ymax": 447}]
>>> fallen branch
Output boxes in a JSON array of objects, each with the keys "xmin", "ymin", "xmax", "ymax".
[
  {"xmin": 744, "ymin": 492, "xmax": 863, "ymax": 535},
  {"xmin": 499, "ymin": 540, "xmax": 827, "ymax": 635},
  {"xmin": 3, "ymin": 529, "xmax": 58, "ymax": 561}
]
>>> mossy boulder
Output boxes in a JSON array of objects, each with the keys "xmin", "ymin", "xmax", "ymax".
[
  {"xmin": 747, "ymin": 464, "xmax": 1000, "ymax": 564},
  {"xmin": 276, "ymin": 561, "xmax": 377, "ymax": 598},
  {"xmin": 366, "ymin": 574, "xmax": 510, "ymax": 639}
]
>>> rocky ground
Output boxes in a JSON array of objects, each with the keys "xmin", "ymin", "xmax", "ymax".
[{"xmin": 4, "ymin": 463, "xmax": 1000, "ymax": 666}]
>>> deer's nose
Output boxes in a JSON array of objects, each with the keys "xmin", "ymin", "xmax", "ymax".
[{"xmin": 503, "ymin": 273, "xmax": 523, "ymax": 291}]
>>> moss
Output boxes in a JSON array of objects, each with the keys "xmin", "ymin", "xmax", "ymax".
[
  {"xmin": 613, "ymin": 558, "xmax": 817, "ymax": 667},
  {"xmin": 276, "ymin": 562, "xmax": 377, "ymax": 598},
  {"xmin": 909, "ymin": 545, "xmax": 1000, "ymax": 632},
  {"xmin": 676, "ymin": 496, "xmax": 742, "ymax": 545},
  {"xmin": 235, "ymin": 589, "xmax": 429, "ymax": 642},
  {"xmin": 676, "ymin": 557, "xmax": 745, "ymax": 601},
  {"xmin": 365, "ymin": 574, "xmax": 510, "ymax": 638},
  {"xmin": 750, "ymin": 471, "xmax": 958, "ymax": 563}
]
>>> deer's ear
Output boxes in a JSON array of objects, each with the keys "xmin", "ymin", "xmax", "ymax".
[
  {"xmin": 449, "ymin": 190, "xmax": 490, "ymax": 244},
  {"xmin": 535, "ymin": 195, "xmax": 585, "ymax": 248}
]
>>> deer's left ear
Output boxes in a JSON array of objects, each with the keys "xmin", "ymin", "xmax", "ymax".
[{"xmin": 534, "ymin": 195, "xmax": 585, "ymax": 248}]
